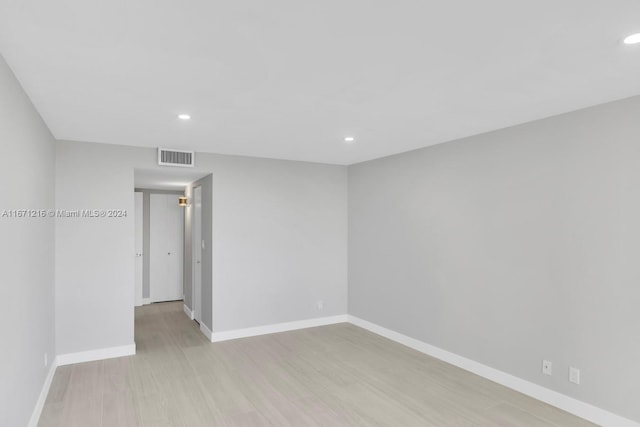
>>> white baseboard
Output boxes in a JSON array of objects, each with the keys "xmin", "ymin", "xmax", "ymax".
[
  {"xmin": 348, "ymin": 315, "xmax": 639, "ymax": 427},
  {"xmin": 210, "ymin": 314, "xmax": 349, "ymax": 343},
  {"xmin": 28, "ymin": 357, "xmax": 58, "ymax": 427},
  {"xmin": 141, "ymin": 298, "xmax": 151, "ymax": 305},
  {"xmin": 183, "ymin": 304, "xmax": 194, "ymax": 320},
  {"xmin": 200, "ymin": 322, "xmax": 213, "ymax": 341},
  {"xmin": 57, "ymin": 343, "xmax": 136, "ymax": 366}
]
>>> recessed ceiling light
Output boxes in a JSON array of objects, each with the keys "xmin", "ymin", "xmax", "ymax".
[
  {"xmin": 344, "ymin": 136, "xmax": 355, "ymax": 143},
  {"xmin": 178, "ymin": 114, "xmax": 191, "ymax": 120},
  {"xmin": 623, "ymin": 33, "xmax": 640, "ymax": 45}
]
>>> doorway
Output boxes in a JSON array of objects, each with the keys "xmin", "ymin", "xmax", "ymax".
[
  {"xmin": 133, "ymin": 189, "xmax": 186, "ymax": 305},
  {"xmin": 150, "ymin": 193, "xmax": 184, "ymax": 302},
  {"xmin": 133, "ymin": 168, "xmax": 212, "ymax": 341},
  {"xmin": 134, "ymin": 192, "xmax": 144, "ymax": 306},
  {"xmin": 193, "ymin": 185, "xmax": 203, "ymax": 323}
]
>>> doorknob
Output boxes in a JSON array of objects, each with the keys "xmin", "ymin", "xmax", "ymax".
[
  {"xmin": 196, "ymin": 260, "xmax": 201, "ymax": 264},
  {"xmin": 135, "ymin": 253, "xmax": 143, "ymax": 257}
]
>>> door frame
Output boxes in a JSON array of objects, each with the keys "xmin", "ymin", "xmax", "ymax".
[
  {"xmin": 134, "ymin": 191, "xmax": 144, "ymax": 306},
  {"xmin": 149, "ymin": 192, "xmax": 185, "ymax": 303},
  {"xmin": 192, "ymin": 185, "xmax": 203, "ymax": 323}
]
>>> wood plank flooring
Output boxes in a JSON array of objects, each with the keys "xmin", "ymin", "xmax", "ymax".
[{"xmin": 38, "ymin": 302, "xmax": 598, "ymax": 426}]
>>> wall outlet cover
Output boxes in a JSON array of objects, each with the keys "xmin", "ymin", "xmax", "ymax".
[
  {"xmin": 542, "ymin": 360, "xmax": 552, "ymax": 375},
  {"xmin": 569, "ymin": 366, "xmax": 581, "ymax": 384}
]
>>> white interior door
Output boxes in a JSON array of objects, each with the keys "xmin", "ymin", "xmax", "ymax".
[
  {"xmin": 193, "ymin": 186, "xmax": 202, "ymax": 323},
  {"xmin": 150, "ymin": 193, "xmax": 184, "ymax": 302},
  {"xmin": 166, "ymin": 194, "xmax": 184, "ymax": 299},
  {"xmin": 134, "ymin": 192, "xmax": 144, "ymax": 306}
]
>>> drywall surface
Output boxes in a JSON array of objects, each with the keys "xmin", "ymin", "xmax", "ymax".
[
  {"xmin": 0, "ymin": 55, "xmax": 56, "ymax": 426},
  {"xmin": 55, "ymin": 142, "xmax": 137, "ymax": 354},
  {"xmin": 55, "ymin": 141, "xmax": 348, "ymax": 354},
  {"xmin": 209, "ymin": 156, "xmax": 348, "ymax": 331},
  {"xmin": 348, "ymin": 95, "xmax": 640, "ymax": 422}
]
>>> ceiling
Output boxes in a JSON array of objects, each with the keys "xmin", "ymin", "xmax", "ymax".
[{"xmin": 1, "ymin": 1, "xmax": 640, "ymax": 165}]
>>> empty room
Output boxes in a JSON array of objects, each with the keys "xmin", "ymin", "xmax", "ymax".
[{"xmin": 1, "ymin": 1, "xmax": 639, "ymax": 426}]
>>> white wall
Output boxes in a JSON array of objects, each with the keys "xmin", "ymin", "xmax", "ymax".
[
  {"xmin": 0, "ymin": 55, "xmax": 56, "ymax": 426},
  {"xmin": 55, "ymin": 141, "xmax": 348, "ymax": 354},
  {"xmin": 348, "ymin": 95, "xmax": 640, "ymax": 422}
]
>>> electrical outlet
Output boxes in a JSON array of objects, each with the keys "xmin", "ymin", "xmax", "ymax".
[
  {"xmin": 569, "ymin": 367, "xmax": 581, "ymax": 384},
  {"xmin": 542, "ymin": 360, "xmax": 552, "ymax": 375},
  {"xmin": 317, "ymin": 300, "xmax": 324, "ymax": 310},
  {"xmin": 44, "ymin": 353, "xmax": 48, "ymax": 367}
]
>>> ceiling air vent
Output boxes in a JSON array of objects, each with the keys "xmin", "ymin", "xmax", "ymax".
[{"xmin": 158, "ymin": 148, "xmax": 195, "ymax": 167}]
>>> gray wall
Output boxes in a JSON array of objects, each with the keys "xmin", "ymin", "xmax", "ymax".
[
  {"xmin": 209, "ymin": 156, "xmax": 348, "ymax": 331},
  {"xmin": 0, "ymin": 55, "xmax": 56, "ymax": 426},
  {"xmin": 55, "ymin": 141, "xmax": 348, "ymax": 355},
  {"xmin": 348, "ymin": 95, "xmax": 640, "ymax": 422},
  {"xmin": 56, "ymin": 142, "xmax": 137, "ymax": 354}
]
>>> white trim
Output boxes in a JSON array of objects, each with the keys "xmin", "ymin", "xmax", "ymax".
[
  {"xmin": 200, "ymin": 322, "xmax": 213, "ymax": 341},
  {"xmin": 57, "ymin": 344, "xmax": 136, "ymax": 366},
  {"xmin": 347, "ymin": 315, "xmax": 639, "ymax": 427},
  {"xmin": 141, "ymin": 298, "xmax": 151, "ymax": 305},
  {"xmin": 210, "ymin": 315, "xmax": 349, "ymax": 343},
  {"xmin": 28, "ymin": 357, "xmax": 58, "ymax": 427},
  {"xmin": 183, "ymin": 304, "xmax": 194, "ymax": 320}
]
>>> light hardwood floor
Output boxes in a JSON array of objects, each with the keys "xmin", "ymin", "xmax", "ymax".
[{"xmin": 39, "ymin": 302, "xmax": 598, "ymax": 426}]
